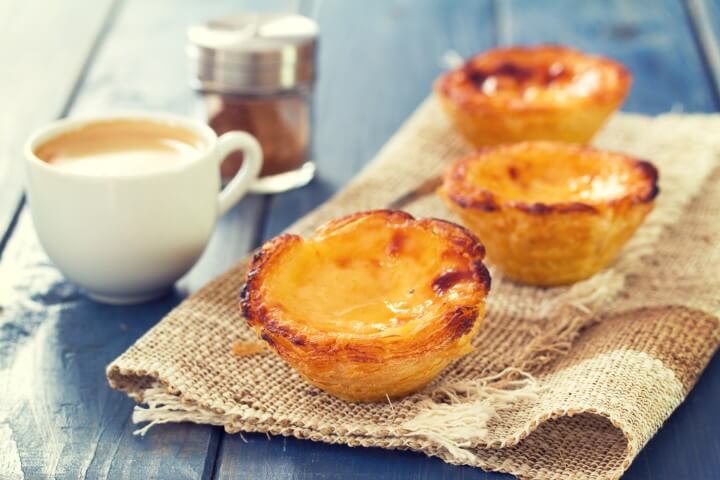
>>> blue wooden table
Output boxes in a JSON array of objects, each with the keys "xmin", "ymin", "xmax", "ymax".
[{"xmin": 2, "ymin": 0, "xmax": 720, "ymax": 478}]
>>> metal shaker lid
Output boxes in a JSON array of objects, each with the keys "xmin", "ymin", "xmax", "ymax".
[{"xmin": 187, "ymin": 14, "xmax": 318, "ymax": 95}]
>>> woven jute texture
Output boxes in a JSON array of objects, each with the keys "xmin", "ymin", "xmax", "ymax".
[{"xmin": 108, "ymin": 97, "xmax": 720, "ymax": 480}]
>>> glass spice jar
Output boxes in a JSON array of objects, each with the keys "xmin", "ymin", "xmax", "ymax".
[{"xmin": 187, "ymin": 14, "xmax": 317, "ymax": 193}]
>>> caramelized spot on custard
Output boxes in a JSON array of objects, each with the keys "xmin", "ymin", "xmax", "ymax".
[
  {"xmin": 467, "ymin": 60, "xmax": 572, "ymax": 93},
  {"xmin": 508, "ymin": 165, "xmax": 519, "ymax": 180},
  {"xmin": 467, "ymin": 62, "xmax": 534, "ymax": 87},
  {"xmin": 432, "ymin": 270, "xmax": 473, "ymax": 294},
  {"xmin": 387, "ymin": 231, "xmax": 405, "ymax": 256},
  {"xmin": 496, "ymin": 62, "xmax": 537, "ymax": 79},
  {"xmin": 335, "ymin": 257, "xmax": 352, "ymax": 268}
]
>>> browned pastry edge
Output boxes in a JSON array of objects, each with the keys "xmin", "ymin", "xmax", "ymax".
[
  {"xmin": 241, "ymin": 209, "xmax": 491, "ymax": 362},
  {"xmin": 442, "ymin": 142, "xmax": 659, "ymax": 215}
]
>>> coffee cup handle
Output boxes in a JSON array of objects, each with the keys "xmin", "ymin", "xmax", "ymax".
[{"xmin": 215, "ymin": 132, "xmax": 263, "ymax": 217}]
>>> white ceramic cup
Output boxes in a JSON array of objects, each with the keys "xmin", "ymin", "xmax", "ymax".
[{"xmin": 24, "ymin": 113, "xmax": 262, "ymax": 304}]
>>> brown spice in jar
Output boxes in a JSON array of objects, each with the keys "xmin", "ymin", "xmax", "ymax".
[{"xmin": 204, "ymin": 93, "xmax": 309, "ymax": 178}]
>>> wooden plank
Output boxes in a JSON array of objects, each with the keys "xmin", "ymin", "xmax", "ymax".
[
  {"xmin": 0, "ymin": 0, "xmax": 116, "ymax": 251},
  {"xmin": 216, "ymin": 0, "xmax": 504, "ymax": 479},
  {"xmin": 0, "ymin": 0, "xmax": 275, "ymax": 478},
  {"xmin": 0, "ymin": 2, "xmax": 119, "ymax": 477},
  {"xmin": 500, "ymin": 0, "xmax": 716, "ymax": 113},
  {"xmin": 686, "ymin": 0, "xmax": 720, "ymax": 101},
  {"xmin": 215, "ymin": 433, "xmax": 503, "ymax": 480},
  {"xmin": 0, "ymin": 214, "xmax": 219, "ymax": 480}
]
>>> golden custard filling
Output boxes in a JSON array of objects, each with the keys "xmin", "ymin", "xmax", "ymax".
[
  {"xmin": 460, "ymin": 144, "xmax": 647, "ymax": 206},
  {"xmin": 262, "ymin": 214, "xmax": 476, "ymax": 335}
]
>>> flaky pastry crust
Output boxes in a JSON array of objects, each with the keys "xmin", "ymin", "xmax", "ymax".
[
  {"xmin": 440, "ymin": 142, "xmax": 658, "ymax": 286},
  {"xmin": 435, "ymin": 45, "xmax": 631, "ymax": 147},
  {"xmin": 241, "ymin": 210, "xmax": 491, "ymax": 402}
]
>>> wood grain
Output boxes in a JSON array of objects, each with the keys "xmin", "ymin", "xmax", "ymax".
[
  {"xmin": 0, "ymin": 214, "xmax": 218, "ymax": 479},
  {"xmin": 0, "ymin": 0, "xmax": 117, "ymax": 251},
  {"xmin": 686, "ymin": 0, "xmax": 720, "ymax": 101},
  {"xmin": 215, "ymin": 433, "xmax": 502, "ymax": 480},
  {"xmin": 0, "ymin": 2, "xmax": 118, "ymax": 477},
  {"xmin": 0, "ymin": 0, "xmax": 273, "ymax": 478},
  {"xmin": 501, "ymin": 0, "xmax": 716, "ymax": 113}
]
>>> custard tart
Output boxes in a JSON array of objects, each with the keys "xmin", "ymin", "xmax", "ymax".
[
  {"xmin": 439, "ymin": 142, "xmax": 658, "ymax": 286},
  {"xmin": 435, "ymin": 45, "xmax": 631, "ymax": 147},
  {"xmin": 241, "ymin": 210, "xmax": 491, "ymax": 402}
]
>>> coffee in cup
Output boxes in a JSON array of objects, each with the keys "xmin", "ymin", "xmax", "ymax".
[
  {"xmin": 25, "ymin": 113, "xmax": 263, "ymax": 304},
  {"xmin": 34, "ymin": 119, "xmax": 206, "ymax": 176}
]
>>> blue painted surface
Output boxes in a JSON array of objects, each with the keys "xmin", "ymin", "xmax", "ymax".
[
  {"xmin": 0, "ymin": 214, "xmax": 219, "ymax": 479},
  {"xmin": 626, "ymin": 353, "xmax": 720, "ymax": 479},
  {"xmin": 1, "ymin": 0, "xmax": 719, "ymax": 479},
  {"xmin": 217, "ymin": 433, "xmax": 504, "ymax": 480},
  {"xmin": 500, "ymin": 0, "xmax": 717, "ymax": 113},
  {"xmin": 699, "ymin": 0, "xmax": 720, "ymax": 96}
]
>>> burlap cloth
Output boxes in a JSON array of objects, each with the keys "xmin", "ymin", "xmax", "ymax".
[{"xmin": 108, "ymin": 98, "xmax": 720, "ymax": 480}]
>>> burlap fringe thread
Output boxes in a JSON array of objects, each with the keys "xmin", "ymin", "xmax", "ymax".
[{"xmin": 401, "ymin": 368, "xmax": 543, "ymax": 463}]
